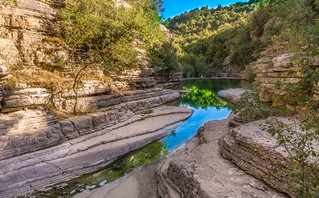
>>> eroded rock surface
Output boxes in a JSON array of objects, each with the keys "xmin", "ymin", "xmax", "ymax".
[
  {"xmin": 253, "ymin": 47, "xmax": 319, "ymax": 106},
  {"xmin": 156, "ymin": 117, "xmax": 287, "ymax": 198},
  {"xmin": 0, "ymin": 105, "xmax": 192, "ymax": 198},
  {"xmin": 219, "ymin": 117, "xmax": 319, "ymax": 198},
  {"xmin": 0, "ymin": 89, "xmax": 181, "ymax": 161}
]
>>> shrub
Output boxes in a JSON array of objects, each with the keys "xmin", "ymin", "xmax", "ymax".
[
  {"xmin": 263, "ymin": 111, "xmax": 319, "ymax": 197},
  {"xmin": 182, "ymin": 63, "xmax": 195, "ymax": 78},
  {"xmin": 230, "ymin": 40, "xmax": 264, "ymax": 67},
  {"xmin": 148, "ymin": 42, "xmax": 180, "ymax": 71},
  {"xmin": 233, "ymin": 91, "xmax": 283, "ymax": 123},
  {"xmin": 181, "ymin": 53, "xmax": 209, "ymax": 77},
  {"xmin": 58, "ymin": 0, "xmax": 165, "ymax": 74},
  {"xmin": 4, "ymin": 76, "xmax": 18, "ymax": 91},
  {"xmin": 244, "ymin": 62, "xmax": 257, "ymax": 83}
]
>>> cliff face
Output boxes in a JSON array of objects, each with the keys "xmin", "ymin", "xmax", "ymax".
[
  {"xmin": 0, "ymin": 0, "xmax": 179, "ymax": 90},
  {"xmin": 253, "ymin": 43, "xmax": 319, "ymax": 107},
  {"xmin": 0, "ymin": 0, "xmax": 66, "ymax": 67}
]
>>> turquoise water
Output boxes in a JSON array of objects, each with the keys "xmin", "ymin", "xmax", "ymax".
[
  {"xmin": 165, "ymin": 79, "xmax": 241, "ymax": 150},
  {"xmin": 37, "ymin": 79, "xmax": 241, "ymax": 197}
]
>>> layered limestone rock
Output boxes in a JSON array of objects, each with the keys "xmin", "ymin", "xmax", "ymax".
[
  {"xmin": 0, "ymin": 0, "xmax": 65, "ymax": 67},
  {"xmin": 56, "ymin": 87, "xmax": 178, "ymax": 112},
  {"xmin": 156, "ymin": 117, "xmax": 286, "ymax": 198},
  {"xmin": 0, "ymin": 0, "xmax": 162, "ymax": 92},
  {"xmin": 219, "ymin": 117, "xmax": 319, "ymax": 198},
  {"xmin": 0, "ymin": 88, "xmax": 181, "ymax": 161},
  {"xmin": 153, "ymin": 68, "xmax": 183, "ymax": 83},
  {"xmin": 2, "ymin": 87, "xmax": 50, "ymax": 112},
  {"xmin": 253, "ymin": 45, "xmax": 319, "ymax": 106},
  {"xmin": 0, "ymin": 105, "xmax": 193, "ymax": 198},
  {"xmin": 112, "ymin": 69, "xmax": 157, "ymax": 90}
]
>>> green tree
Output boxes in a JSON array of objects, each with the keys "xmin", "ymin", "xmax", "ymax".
[
  {"xmin": 58, "ymin": 0, "xmax": 166, "ymax": 114},
  {"xmin": 148, "ymin": 42, "xmax": 180, "ymax": 71}
]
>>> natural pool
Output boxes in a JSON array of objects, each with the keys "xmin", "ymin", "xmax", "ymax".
[
  {"xmin": 38, "ymin": 79, "xmax": 242, "ymax": 197},
  {"xmin": 165, "ymin": 79, "xmax": 241, "ymax": 150}
]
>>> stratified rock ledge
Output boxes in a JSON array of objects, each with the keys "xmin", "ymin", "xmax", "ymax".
[
  {"xmin": 156, "ymin": 117, "xmax": 287, "ymax": 198},
  {"xmin": 0, "ymin": 106, "xmax": 192, "ymax": 198},
  {"xmin": 219, "ymin": 118, "xmax": 319, "ymax": 198}
]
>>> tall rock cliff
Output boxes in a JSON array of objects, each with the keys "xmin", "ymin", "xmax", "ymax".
[{"xmin": 0, "ymin": 0, "xmax": 66, "ymax": 67}]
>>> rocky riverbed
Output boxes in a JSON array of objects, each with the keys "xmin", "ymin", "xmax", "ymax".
[
  {"xmin": 73, "ymin": 88, "xmax": 297, "ymax": 198},
  {"xmin": 75, "ymin": 115, "xmax": 287, "ymax": 198},
  {"xmin": 0, "ymin": 103, "xmax": 192, "ymax": 197}
]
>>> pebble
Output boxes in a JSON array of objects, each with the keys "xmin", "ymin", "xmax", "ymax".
[
  {"xmin": 99, "ymin": 180, "xmax": 107, "ymax": 187},
  {"xmin": 86, "ymin": 185, "xmax": 96, "ymax": 190},
  {"xmin": 55, "ymin": 183, "xmax": 68, "ymax": 190}
]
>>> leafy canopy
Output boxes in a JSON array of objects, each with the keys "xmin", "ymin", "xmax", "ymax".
[{"xmin": 58, "ymin": 0, "xmax": 166, "ymax": 74}]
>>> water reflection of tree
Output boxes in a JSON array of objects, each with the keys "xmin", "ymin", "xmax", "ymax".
[
  {"xmin": 128, "ymin": 140, "xmax": 168, "ymax": 166},
  {"xmin": 180, "ymin": 86, "xmax": 227, "ymax": 109}
]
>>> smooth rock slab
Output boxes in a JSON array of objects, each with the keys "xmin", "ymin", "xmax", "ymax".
[
  {"xmin": 217, "ymin": 88, "xmax": 250, "ymax": 104},
  {"xmin": 0, "ymin": 106, "xmax": 192, "ymax": 198},
  {"xmin": 0, "ymin": 90, "xmax": 181, "ymax": 160}
]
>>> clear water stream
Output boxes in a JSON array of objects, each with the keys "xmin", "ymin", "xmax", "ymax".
[{"xmin": 37, "ymin": 79, "xmax": 242, "ymax": 197}]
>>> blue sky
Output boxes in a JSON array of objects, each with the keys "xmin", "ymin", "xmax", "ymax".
[{"xmin": 162, "ymin": 0, "xmax": 248, "ymax": 19}]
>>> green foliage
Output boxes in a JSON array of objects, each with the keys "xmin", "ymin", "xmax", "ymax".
[
  {"xmin": 271, "ymin": 0, "xmax": 319, "ymax": 108},
  {"xmin": 230, "ymin": 40, "xmax": 264, "ymax": 67},
  {"xmin": 166, "ymin": 0, "xmax": 273, "ymax": 77},
  {"xmin": 244, "ymin": 63, "xmax": 257, "ymax": 83},
  {"xmin": 175, "ymin": 79, "xmax": 241, "ymax": 109},
  {"xmin": 140, "ymin": 108, "xmax": 153, "ymax": 115},
  {"xmin": 167, "ymin": 0, "xmax": 263, "ymax": 47},
  {"xmin": 263, "ymin": 113, "xmax": 319, "ymax": 197},
  {"xmin": 90, "ymin": 116, "xmax": 100, "ymax": 128},
  {"xmin": 248, "ymin": 3, "xmax": 272, "ymax": 37},
  {"xmin": 234, "ymin": 91, "xmax": 282, "ymax": 123},
  {"xmin": 205, "ymin": 28, "xmax": 236, "ymax": 67},
  {"xmin": 263, "ymin": 19, "xmax": 282, "ymax": 44},
  {"xmin": 4, "ymin": 76, "xmax": 18, "ymax": 91},
  {"xmin": 257, "ymin": 1, "xmax": 319, "ymax": 196},
  {"xmin": 180, "ymin": 53, "xmax": 209, "ymax": 77},
  {"xmin": 180, "ymin": 86, "xmax": 227, "ymax": 109},
  {"xmin": 1, "ymin": 0, "xmax": 16, "ymax": 7},
  {"xmin": 182, "ymin": 63, "xmax": 195, "ymax": 78},
  {"xmin": 148, "ymin": 42, "xmax": 180, "ymax": 71},
  {"xmin": 58, "ymin": 0, "xmax": 165, "ymax": 74}
]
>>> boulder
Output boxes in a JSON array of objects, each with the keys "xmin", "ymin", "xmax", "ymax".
[{"xmin": 217, "ymin": 88, "xmax": 250, "ymax": 104}]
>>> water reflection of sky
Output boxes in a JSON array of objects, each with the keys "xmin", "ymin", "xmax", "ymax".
[{"xmin": 164, "ymin": 105, "xmax": 231, "ymax": 151}]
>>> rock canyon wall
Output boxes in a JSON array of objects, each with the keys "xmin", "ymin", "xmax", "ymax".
[{"xmin": 253, "ymin": 44, "xmax": 319, "ymax": 107}]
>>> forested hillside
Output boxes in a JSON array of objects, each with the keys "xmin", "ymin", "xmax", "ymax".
[
  {"xmin": 166, "ymin": 0, "xmax": 319, "ymax": 78},
  {"xmin": 167, "ymin": 0, "xmax": 262, "ymax": 48}
]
